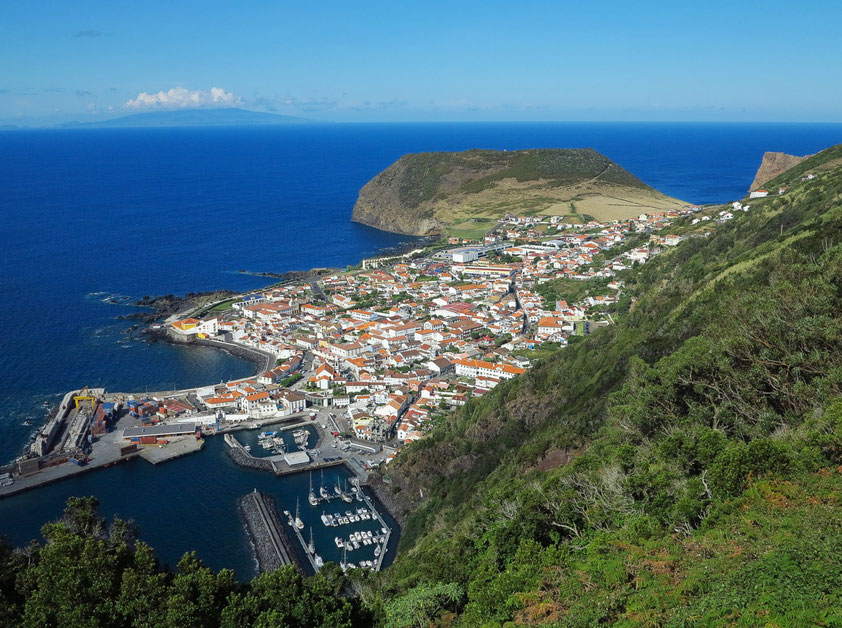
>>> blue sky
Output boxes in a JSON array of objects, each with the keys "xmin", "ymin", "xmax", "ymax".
[{"xmin": 2, "ymin": 1, "xmax": 841, "ymax": 125}]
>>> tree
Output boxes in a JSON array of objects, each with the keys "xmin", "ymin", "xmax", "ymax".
[{"xmin": 382, "ymin": 582, "xmax": 463, "ymax": 627}]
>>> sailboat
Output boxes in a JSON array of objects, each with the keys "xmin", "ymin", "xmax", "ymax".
[
  {"xmin": 307, "ymin": 527, "xmax": 315, "ymax": 555},
  {"xmin": 308, "ymin": 472, "xmax": 318, "ymax": 506},
  {"xmin": 294, "ymin": 498, "xmax": 304, "ymax": 529},
  {"xmin": 340, "ymin": 546, "xmax": 348, "ymax": 571},
  {"xmin": 340, "ymin": 478, "xmax": 353, "ymax": 503},
  {"xmin": 319, "ymin": 470, "xmax": 330, "ymax": 499}
]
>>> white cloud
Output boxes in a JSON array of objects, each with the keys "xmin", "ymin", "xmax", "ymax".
[{"xmin": 124, "ymin": 86, "xmax": 241, "ymax": 109}]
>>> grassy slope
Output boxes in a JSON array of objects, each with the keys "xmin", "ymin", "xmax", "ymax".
[{"xmin": 369, "ymin": 144, "xmax": 842, "ymax": 625}]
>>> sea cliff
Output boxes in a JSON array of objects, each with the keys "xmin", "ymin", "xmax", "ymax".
[{"xmin": 749, "ymin": 150, "xmax": 812, "ymax": 191}]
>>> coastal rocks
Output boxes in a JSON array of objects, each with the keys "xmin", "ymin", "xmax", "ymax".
[
  {"xmin": 226, "ymin": 447, "xmax": 274, "ymax": 472},
  {"xmin": 126, "ymin": 290, "xmax": 237, "ymax": 323},
  {"xmin": 749, "ymin": 151, "xmax": 812, "ymax": 191},
  {"xmin": 362, "ymin": 474, "xmax": 412, "ymax": 527}
]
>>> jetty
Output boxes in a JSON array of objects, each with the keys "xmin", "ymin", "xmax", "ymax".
[
  {"xmin": 355, "ymin": 479, "xmax": 392, "ymax": 571},
  {"xmin": 239, "ymin": 489, "xmax": 300, "ymax": 574},
  {"xmin": 285, "ymin": 505, "xmax": 323, "ymax": 574}
]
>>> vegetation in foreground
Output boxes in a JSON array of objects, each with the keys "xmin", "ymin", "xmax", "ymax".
[{"xmin": 3, "ymin": 145, "xmax": 842, "ymax": 626}]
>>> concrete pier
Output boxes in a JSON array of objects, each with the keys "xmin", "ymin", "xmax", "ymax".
[{"xmin": 138, "ymin": 437, "xmax": 204, "ymax": 464}]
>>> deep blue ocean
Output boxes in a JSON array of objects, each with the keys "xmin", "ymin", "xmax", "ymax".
[{"xmin": 1, "ymin": 122, "xmax": 841, "ymax": 577}]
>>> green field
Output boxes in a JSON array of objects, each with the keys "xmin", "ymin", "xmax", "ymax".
[{"xmin": 446, "ymin": 218, "xmax": 498, "ymax": 239}]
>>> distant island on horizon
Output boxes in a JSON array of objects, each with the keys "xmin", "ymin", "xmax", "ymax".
[{"xmin": 0, "ymin": 107, "xmax": 315, "ymax": 130}]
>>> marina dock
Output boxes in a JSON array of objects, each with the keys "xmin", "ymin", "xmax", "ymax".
[
  {"xmin": 355, "ymin": 479, "xmax": 392, "ymax": 571},
  {"xmin": 223, "ymin": 432, "xmax": 345, "ymax": 476},
  {"xmin": 285, "ymin": 504, "xmax": 323, "ymax": 574},
  {"xmin": 285, "ymin": 475, "xmax": 392, "ymax": 573}
]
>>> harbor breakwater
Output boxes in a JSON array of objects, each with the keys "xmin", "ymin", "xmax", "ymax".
[
  {"xmin": 226, "ymin": 445, "xmax": 275, "ymax": 472},
  {"xmin": 237, "ymin": 490, "xmax": 303, "ymax": 575}
]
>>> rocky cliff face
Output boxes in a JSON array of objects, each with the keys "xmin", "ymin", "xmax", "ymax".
[
  {"xmin": 350, "ymin": 148, "xmax": 679, "ymax": 236},
  {"xmin": 750, "ymin": 151, "xmax": 812, "ymax": 191}
]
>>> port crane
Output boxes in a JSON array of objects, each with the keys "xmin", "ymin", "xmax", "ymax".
[{"xmin": 73, "ymin": 386, "xmax": 97, "ymax": 411}]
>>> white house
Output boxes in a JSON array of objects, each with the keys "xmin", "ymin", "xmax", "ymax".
[{"xmin": 239, "ymin": 392, "xmax": 277, "ymax": 418}]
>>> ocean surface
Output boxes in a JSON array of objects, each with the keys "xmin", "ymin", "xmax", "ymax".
[{"xmin": 1, "ymin": 122, "xmax": 841, "ymax": 576}]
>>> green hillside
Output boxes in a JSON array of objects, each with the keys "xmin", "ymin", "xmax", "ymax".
[
  {"xmin": 3, "ymin": 145, "xmax": 842, "ymax": 626},
  {"xmin": 372, "ymin": 143, "xmax": 842, "ymax": 625}
]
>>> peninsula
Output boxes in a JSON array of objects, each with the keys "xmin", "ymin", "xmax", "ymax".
[{"xmin": 351, "ymin": 148, "xmax": 686, "ymax": 236}]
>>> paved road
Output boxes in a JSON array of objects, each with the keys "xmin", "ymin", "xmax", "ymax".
[{"xmin": 309, "ymin": 279, "xmax": 327, "ymax": 302}]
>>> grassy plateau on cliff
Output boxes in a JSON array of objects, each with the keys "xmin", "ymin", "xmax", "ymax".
[{"xmin": 351, "ymin": 148, "xmax": 686, "ymax": 236}]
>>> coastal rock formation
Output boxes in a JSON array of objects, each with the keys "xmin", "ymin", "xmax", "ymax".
[
  {"xmin": 350, "ymin": 148, "xmax": 686, "ymax": 236},
  {"xmin": 749, "ymin": 151, "xmax": 812, "ymax": 191}
]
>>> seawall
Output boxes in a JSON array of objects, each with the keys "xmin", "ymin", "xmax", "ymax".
[{"xmin": 237, "ymin": 490, "xmax": 303, "ymax": 575}]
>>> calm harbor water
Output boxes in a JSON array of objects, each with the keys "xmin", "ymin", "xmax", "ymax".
[
  {"xmin": 0, "ymin": 435, "xmax": 398, "ymax": 579},
  {"xmin": 2, "ymin": 122, "xmax": 842, "ymax": 575}
]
